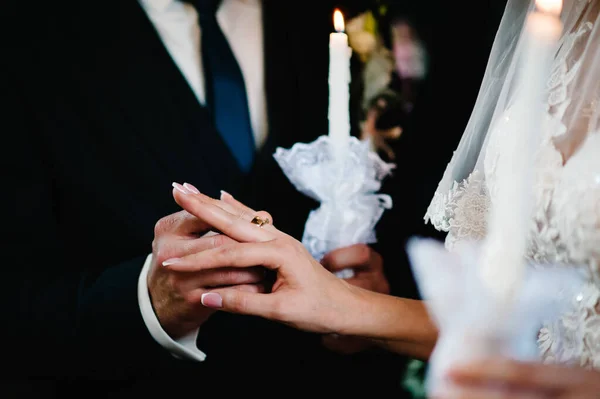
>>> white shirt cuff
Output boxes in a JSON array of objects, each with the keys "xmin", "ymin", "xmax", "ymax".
[{"xmin": 138, "ymin": 253, "xmax": 206, "ymax": 361}]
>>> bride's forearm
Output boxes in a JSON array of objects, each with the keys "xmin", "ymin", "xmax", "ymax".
[
  {"xmin": 337, "ymin": 285, "xmax": 438, "ymax": 360},
  {"xmin": 370, "ymin": 336, "xmax": 436, "ymax": 360}
]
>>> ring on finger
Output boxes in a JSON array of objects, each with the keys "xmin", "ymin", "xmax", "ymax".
[{"xmin": 250, "ymin": 216, "xmax": 270, "ymax": 228}]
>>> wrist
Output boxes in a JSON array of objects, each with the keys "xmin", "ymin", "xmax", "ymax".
[
  {"xmin": 138, "ymin": 254, "xmax": 207, "ymax": 361},
  {"xmin": 332, "ymin": 280, "xmax": 374, "ymax": 336},
  {"xmin": 148, "ymin": 288, "xmax": 205, "ymax": 339}
]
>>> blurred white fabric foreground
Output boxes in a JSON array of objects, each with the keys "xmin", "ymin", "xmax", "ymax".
[
  {"xmin": 423, "ymin": 0, "xmax": 600, "ymax": 384},
  {"xmin": 407, "ymin": 237, "xmax": 587, "ymax": 395}
]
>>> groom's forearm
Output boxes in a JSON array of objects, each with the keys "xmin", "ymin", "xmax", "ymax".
[
  {"xmin": 338, "ymin": 287, "xmax": 438, "ymax": 360},
  {"xmin": 9, "ymin": 254, "xmax": 185, "ymax": 378}
]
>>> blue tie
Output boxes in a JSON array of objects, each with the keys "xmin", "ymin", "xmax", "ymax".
[{"xmin": 192, "ymin": 0, "xmax": 255, "ymax": 172}]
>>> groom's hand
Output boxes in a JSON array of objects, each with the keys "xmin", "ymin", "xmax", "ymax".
[
  {"xmin": 321, "ymin": 244, "xmax": 389, "ymax": 294},
  {"xmin": 148, "ymin": 204, "xmax": 266, "ymax": 339},
  {"xmin": 320, "ymin": 244, "xmax": 390, "ymax": 354}
]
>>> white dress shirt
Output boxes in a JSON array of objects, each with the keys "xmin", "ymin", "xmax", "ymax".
[{"xmin": 137, "ymin": 0, "xmax": 266, "ymax": 362}]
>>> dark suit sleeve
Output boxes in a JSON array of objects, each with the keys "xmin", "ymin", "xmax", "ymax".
[{"xmin": 3, "ymin": 74, "xmax": 191, "ymax": 381}]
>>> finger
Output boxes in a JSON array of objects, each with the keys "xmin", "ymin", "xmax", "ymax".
[
  {"xmin": 434, "ymin": 386, "xmax": 544, "ymax": 399},
  {"xmin": 174, "ymin": 267, "xmax": 266, "ymax": 291},
  {"xmin": 220, "ymin": 190, "xmax": 254, "ymax": 220},
  {"xmin": 172, "ymin": 183, "xmax": 277, "ymax": 243},
  {"xmin": 185, "ymin": 283, "xmax": 266, "ymax": 306},
  {"xmin": 220, "ymin": 191, "xmax": 276, "ymax": 232},
  {"xmin": 231, "ymin": 283, "xmax": 267, "ymax": 294},
  {"xmin": 448, "ymin": 358, "xmax": 587, "ymax": 392},
  {"xmin": 163, "ymin": 241, "xmax": 284, "ymax": 272},
  {"xmin": 181, "ymin": 182, "xmax": 245, "ymax": 217},
  {"xmin": 199, "ymin": 287, "xmax": 277, "ymax": 319},
  {"xmin": 378, "ymin": 126, "xmax": 402, "ymax": 140},
  {"xmin": 321, "ymin": 244, "xmax": 372, "ymax": 272},
  {"xmin": 178, "ymin": 184, "xmax": 276, "ymax": 235},
  {"xmin": 180, "ymin": 183, "xmax": 275, "ymax": 228},
  {"xmin": 178, "ymin": 232, "xmax": 237, "ymax": 254},
  {"xmin": 153, "ymin": 232, "xmax": 236, "ymax": 265},
  {"xmin": 154, "ymin": 210, "xmax": 210, "ymax": 237},
  {"xmin": 184, "ymin": 184, "xmax": 276, "ymax": 231}
]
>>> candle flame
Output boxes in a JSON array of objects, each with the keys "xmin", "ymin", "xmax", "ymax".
[
  {"xmin": 333, "ymin": 9, "xmax": 345, "ymax": 32},
  {"xmin": 536, "ymin": 0, "xmax": 562, "ymax": 15}
]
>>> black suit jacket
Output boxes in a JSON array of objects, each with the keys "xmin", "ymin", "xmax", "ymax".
[{"xmin": 3, "ymin": 1, "xmax": 408, "ymax": 396}]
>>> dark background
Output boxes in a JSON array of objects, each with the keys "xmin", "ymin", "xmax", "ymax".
[{"xmin": 349, "ymin": 0, "xmax": 509, "ymax": 300}]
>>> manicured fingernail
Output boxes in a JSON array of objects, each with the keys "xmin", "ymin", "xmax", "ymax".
[
  {"xmin": 183, "ymin": 182, "xmax": 200, "ymax": 194},
  {"xmin": 172, "ymin": 182, "xmax": 189, "ymax": 194},
  {"xmin": 220, "ymin": 190, "xmax": 233, "ymax": 200},
  {"xmin": 162, "ymin": 258, "xmax": 181, "ymax": 266},
  {"xmin": 201, "ymin": 292, "xmax": 223, "ymax": 308}
]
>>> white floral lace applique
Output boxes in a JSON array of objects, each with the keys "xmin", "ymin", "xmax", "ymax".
[{"xmin": 425, "ymin": 171, "xmax": 489, "ymax": 251}]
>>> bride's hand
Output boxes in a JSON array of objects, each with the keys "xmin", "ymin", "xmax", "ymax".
[
  {"xmin": 442, "ymin": 357, "xmax": 600, "ymax": 399},
  {"xmin": 165, "ymin": 184, "xmax": 360, "ymax": 335}
]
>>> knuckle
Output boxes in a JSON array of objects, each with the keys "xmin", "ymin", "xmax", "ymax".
[
  {"xmin": 154, "ymin": 247, "xmax": 165, "ymax": 263},
  {"xmin": 155, "ymin": 212, "xmax": 187, "ymax": 236},
  {"xmin": 154, "ymin": 215, "xmax": 175, "ymax": 236},
  {"xmin": 153, "ymin": 247, "xmax": 170, "ymax": 265},
  {"xmin": 154, "ymin": 217, "xmax": 170, "ymax": 236},
  {"xmin": 221, "ymin": 245, "xmax": 240, "ymax": 264},
  {"xmin": 211, "ymin": 234, "xmax": 228, "ymax": 249}
]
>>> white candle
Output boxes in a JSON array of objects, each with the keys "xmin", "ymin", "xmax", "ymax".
[
  {"xmin": 328, "ymin": 9, "xmax": 352, "ymax": 162},
  {"xmin": 481, "ymin": 0, "xmax": 563, "ymax": 302}
]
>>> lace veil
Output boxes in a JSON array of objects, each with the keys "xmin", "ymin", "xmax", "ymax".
[{"xmin": 425, "ymin": 0, "xmax": 600, "ymax": 232}]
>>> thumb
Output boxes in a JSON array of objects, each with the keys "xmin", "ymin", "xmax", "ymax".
[{"xmin": 201, "ymin": 288, "xmax": 274, "ymax": 319}]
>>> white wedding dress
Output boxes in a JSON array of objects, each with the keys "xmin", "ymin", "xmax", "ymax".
[{"xmin": 425, "ymin": 18, "xmax": 600, "ymax": 369}]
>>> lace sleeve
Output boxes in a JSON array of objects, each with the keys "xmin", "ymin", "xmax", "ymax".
[{"xmin": 425, "ymin": 171, "xmax": 490, "ymax": 251}]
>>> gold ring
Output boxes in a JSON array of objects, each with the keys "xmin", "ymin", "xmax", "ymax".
[{"xmin": 250, "ymin": 216, "xmax": 270, "ymax": 227}]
